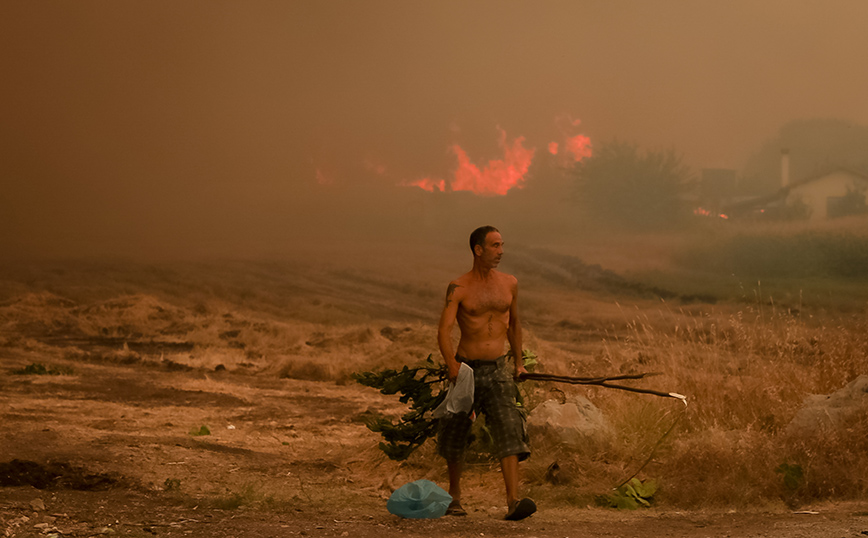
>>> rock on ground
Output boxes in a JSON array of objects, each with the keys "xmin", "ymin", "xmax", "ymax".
[
  {"xmin": 786, "ymin": 375, "xmax": 868, "ymax": 436},
  {"xmin": 526, "ymin": 396, "xmax": 613, "ymax": 450}
]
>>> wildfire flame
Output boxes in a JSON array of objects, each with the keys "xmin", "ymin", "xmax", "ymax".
[
  {"xmin": 694, "ymin": 207, "xmax": 729, "ymax": 219},
  {"xmin": 548, "ymin": 142, "xmax": 559, "ymax": 155},
  {"xmin": 408, "ymin": 177, "xmax": 446, "ymax": 193},
  {"xmin": 564, "ymin": 134, "xmax": 592, "ymax": 162},
  {"xmin": 402, "ymin": 116, "xmax": 591, "ymax": 195},
  {"xmin": 406, "ymin": 128, "xmax": 535, "ymax": 196},
  {"xmin": 551, "ymin": 115, "xmax": 592, "ymax": 163},
  {"xmin": 452, "ymin": 129, "xmax": 535, "ymax": 196}
]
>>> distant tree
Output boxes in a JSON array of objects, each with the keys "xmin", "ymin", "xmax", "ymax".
[
  {"xmin": 573, "ymin": 141, "xmax": 692, "ymax": 230},
  {"xmin": 742, "ymin": 119, "xmax": 868, "ymax": 195}
]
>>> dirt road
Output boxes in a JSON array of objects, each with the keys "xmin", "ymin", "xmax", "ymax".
[{"xmin": 2, "ymin": 347, "xmax": 867, "ymax": 538}]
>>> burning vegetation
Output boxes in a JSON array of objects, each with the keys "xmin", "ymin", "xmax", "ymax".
[{"xmin": 403, "ymin": 117, "xmax": 592, "ymax": 196}]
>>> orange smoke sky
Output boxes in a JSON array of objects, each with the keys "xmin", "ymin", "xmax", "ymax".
[{"xmin": 3, "ymin": 1, "xmax": 868, "ymax": 257}]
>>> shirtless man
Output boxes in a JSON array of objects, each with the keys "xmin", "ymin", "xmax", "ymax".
[{"xmin": 436, "ymin": 225, "xmax": 536, "ymax": 521}]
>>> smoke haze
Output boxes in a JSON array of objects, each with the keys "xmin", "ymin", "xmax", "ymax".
[{"xmin": 3, "ymin": 1, "xmax": 868, "ymax": 258}]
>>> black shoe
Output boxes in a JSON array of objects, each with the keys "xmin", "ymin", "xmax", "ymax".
[{"xmin": 505, "ymin": 498, "xmax": 536, "ymax": 520}]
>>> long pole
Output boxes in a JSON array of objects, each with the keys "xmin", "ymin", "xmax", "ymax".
[{"xmin": 519, "ymin": 372, "xmax": 687, "ymax": 404}]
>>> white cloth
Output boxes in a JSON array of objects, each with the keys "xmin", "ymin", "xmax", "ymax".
[{"xmin": 432, "ymin": 362, "xmax": 475, "ymax": 418}]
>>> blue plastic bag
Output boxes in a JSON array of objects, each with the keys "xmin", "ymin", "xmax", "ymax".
[{"xmin": 386, "ymin": 479, "xmax": 452, "ymax": 519}]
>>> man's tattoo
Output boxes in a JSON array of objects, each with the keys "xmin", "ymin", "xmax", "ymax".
[
  {"xmin": 445, "ymin": 283, "xmax": 460, "ymax": 306},
  {"xmin": 487, "ymin": 314, "xmax": 493, "ymax": 336}
]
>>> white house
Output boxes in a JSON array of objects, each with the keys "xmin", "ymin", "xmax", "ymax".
[
  {"xmin": 723, "ymin": 150, "xmax": 868, "ymax": 220},
  {"xmin": 785, "ymin": 168, "xmax": 868, "ymax": 220}
]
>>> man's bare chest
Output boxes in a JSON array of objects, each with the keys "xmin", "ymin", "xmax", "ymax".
[{"xmin": 459, "ymin": 284, "xmax": 512, "ymax": 316}]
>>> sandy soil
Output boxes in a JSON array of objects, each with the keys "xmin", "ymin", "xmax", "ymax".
[{"xmin": 2, "ymin": 345, "xmax": 867, "ymax": 538}]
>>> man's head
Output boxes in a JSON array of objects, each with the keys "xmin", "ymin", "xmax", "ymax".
[{"xmin": 469, "ymin": 225, "xmax": 503, "ymax": 267}]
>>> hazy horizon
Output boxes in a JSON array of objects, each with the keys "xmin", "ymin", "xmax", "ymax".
[{"xmin": 3, "ymin": 1, "xmax": 868, "ymax": 259}]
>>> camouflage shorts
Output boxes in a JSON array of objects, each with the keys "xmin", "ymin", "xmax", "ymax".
[{"xmin": 436, "ymin": 355, "xmax": 530, "ymax": 462}]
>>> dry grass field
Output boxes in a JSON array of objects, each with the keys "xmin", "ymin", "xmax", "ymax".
[{"xmin": 2, "ymin": 226, "xmax": 867, "ymax": 537}]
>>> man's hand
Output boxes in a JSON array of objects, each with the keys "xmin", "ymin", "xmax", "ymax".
[
  {"xmin": 447, "ymin": 360, "xmax": 461, "ymax": 383},
  {"xmin": 513, "ymin": 363, "xmax": 529, "ymax": 382}
]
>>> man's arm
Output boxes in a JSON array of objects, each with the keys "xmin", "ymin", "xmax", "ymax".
[
  {"xmin": 438, "ymin": 281, "xmax": 462, "ymax": 382},
  {"xmin": 507, "ymin": 276, "xmax": 526, "ymax": 380}
]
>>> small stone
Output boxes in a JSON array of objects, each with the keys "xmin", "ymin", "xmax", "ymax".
[{"xmin": 30, "ymin": 499, "xmax": 46, "ymax": 512}]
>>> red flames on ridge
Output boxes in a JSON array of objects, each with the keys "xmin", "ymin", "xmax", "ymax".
[
  {"xmin": 452, "ymin": 129, "xmax": 535, "ymax": 196},
  {"xmin": 564, "ymin": 134, "xmax": 592, "ymax": 161},
  {"xmin": 548, "ymin": 142, "xmax": 559, "ymax": 155},
  {"xmin": 694, "ymin": 207, "xmax": 729, "ymax": 220},
  {"xmin": 407, "ymin": 128, "xmax": 535, "ymax": 196},
  {"xmin": 549, "ymin": 115, "xmax": 592, "ymax": 163},
  {"xmin": 410, "ymin": 177, "xmax": 447, "ymax": 193},
  {"xmin": 403, "ymin": 116, "xmax": 591, "ymax": 196}
]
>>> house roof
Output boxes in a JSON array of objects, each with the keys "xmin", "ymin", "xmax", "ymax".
[
  {"xmin": 722, "ymin": 166, "xmax": 868, "ymax": 214},
  {"xmin": 788, "ymin": 165, "xmax": 868, "ymax": 190}
]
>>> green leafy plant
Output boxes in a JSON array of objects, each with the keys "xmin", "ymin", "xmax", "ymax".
[
  {"xmin": 190, "ymin": 425, "xmax": 211, "ymax": 436},
  {"xmin": 515, "ymin": 349, "xmax": 537, "ymax": 408},
  {"xmin": 775, "ymin": 463, "xmax": 804, "ymax": 490},
  {"xmin": 352, "ymin": 355, "xmax": 446, "ymax": 460},
  {"xmin": 597, "ymin": 478, "xmax": 658, "ymax": 510},
  {"xmin": 521, "ymin": 349, "xmax": 538, "ymax": 371},
  {"xmin": 352, "ymin": 350, "xmax": 538, "ymax": 460}
]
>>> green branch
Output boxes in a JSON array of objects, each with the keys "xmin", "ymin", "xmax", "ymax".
[{"xmin": 351, "ymin": 355, "xmax": 447, "ymax": 460}]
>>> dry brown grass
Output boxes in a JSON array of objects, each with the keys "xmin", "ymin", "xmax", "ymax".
[
  {"xmin": 2, "ymin": 232, "xmax": 866, "ymax": 510},
  {"xmin": 530, "ymin": 300, "xmax": 868, "ymax": 508}
]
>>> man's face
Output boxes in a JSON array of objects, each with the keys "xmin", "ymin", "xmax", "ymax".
[{"xmin": 476, "ymin": 231, "xmax": 504, "ymax": 267}]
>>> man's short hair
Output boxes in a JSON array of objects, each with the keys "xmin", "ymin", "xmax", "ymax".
[{"xmin": 469, "ymin": 225, "xmax": 499, "ymax": 254}]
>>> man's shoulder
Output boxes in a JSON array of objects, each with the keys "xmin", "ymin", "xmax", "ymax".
[
  {"xmin": 446, "ymin": 274, "xmax": 471, "ymax": 296},
  {"xmin": 493, "ymin": 270, "xmax": 518, "ymax": 285}
]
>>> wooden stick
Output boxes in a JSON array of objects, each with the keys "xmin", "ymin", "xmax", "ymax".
[
  {"xmin": 520, "ymin": 372, "xmax": 658, "ymax": 384},
  {"xmin": 519, "ymin": 372, "xmax": 687, "ymax": 403}
]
